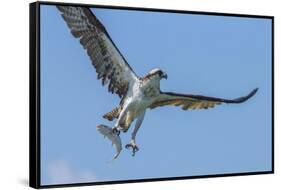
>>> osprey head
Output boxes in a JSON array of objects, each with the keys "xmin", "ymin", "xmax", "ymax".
[{"xmin": 145, "ymin": 68, "xmax": 168, "ymax": 80}]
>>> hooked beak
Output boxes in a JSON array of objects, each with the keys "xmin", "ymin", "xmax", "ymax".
[{"xmin": 162, "ymin": 73, "xmax": 168, "ymax": 79}]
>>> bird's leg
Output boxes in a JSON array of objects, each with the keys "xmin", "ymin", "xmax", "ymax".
[
  {"xmin": 112, "ymin": 104, "xmax": 130, "ymax": 135},
  {"xmin": 125, "ymin": 139, "xmax": 139, "ymax": 156},
  {"xmin": 125, "ymin": 111, "xmax": 145, "ymax": 156}
]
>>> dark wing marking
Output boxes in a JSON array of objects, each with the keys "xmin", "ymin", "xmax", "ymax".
[
  {"xmin": 150, "ymin": 88, "xmax": 258, "ymax": 110},
  {"xmin": 57, "ymin": 6, "xmax": 139, "ymax": 98}
]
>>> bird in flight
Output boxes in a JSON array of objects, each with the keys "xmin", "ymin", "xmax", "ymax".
[{"xmin": 57, "ymin": 6, "xmax": 258, "ymax": 159}]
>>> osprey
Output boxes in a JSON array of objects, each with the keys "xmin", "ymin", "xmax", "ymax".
[{"xmin": 57, "ymin": 6, "xmax": 258, "ymax": 159}]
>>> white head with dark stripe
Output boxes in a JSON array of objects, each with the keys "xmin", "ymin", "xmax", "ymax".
[{"xmin": 143, "ymin": 68, "xmax": 168, "ymax": 81}]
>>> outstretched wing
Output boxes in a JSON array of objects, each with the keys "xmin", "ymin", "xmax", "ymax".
[
  {"xmin": 57, "ymin": 6, "xmax": 139, "ymax": 98},
  {"xmin": 150, "ymin": 88, "xmax": 258, "ymax": 110}
]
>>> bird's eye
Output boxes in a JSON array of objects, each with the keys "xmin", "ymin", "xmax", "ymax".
[{"xmin": 158, "ymin": 71, "xmax": 163, "ymax": 76}]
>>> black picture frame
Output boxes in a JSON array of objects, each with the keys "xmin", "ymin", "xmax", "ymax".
[{"xmin": 30, "ymin": 1, "xmax": 274, "ymax": 189}]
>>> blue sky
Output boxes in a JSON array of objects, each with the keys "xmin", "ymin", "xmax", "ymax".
[{"xmin": 40, "ymin": 5, "xmax": 272, "ymax": 185}]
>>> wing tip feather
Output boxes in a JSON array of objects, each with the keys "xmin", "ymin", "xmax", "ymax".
[{"xmin": 231, "ymin": 87, "xmax": 259, "ymax": 103}]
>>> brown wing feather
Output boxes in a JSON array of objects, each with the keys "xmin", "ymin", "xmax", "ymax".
[
  {"xmin": 57, "ymin": 6, "xmax": 138, "ymax": 98},
  {"xmin": 150, "ymin": 88, "xmax": 258, "ymax": 111}
]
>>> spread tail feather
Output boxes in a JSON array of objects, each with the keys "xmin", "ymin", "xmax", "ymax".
[{"xmin": 103, "ymin": 107, "xmax": 121, "ymax": 121}]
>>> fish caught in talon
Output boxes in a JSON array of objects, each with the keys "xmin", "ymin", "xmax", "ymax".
[{"xmin": 97, "ymin": 125, "xmax": 122, "ymax": 159}]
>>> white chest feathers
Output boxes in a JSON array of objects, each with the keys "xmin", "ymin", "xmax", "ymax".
[{"xmin": 141, "ymin": 78, "xmax": 160, "ymax": 98}]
